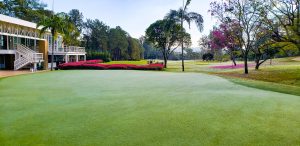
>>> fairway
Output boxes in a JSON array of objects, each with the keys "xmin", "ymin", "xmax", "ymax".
[{"xmin": 0, "ymin": 71, "xmax": 300, "ymax": 145}]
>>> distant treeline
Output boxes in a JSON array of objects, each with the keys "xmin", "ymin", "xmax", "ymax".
[{"xmin": 0, "ymin": 0, "xmax": 144, "ymax": 61}]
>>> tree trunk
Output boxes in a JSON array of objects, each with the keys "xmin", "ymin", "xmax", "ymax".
[
  {"xmin": 181, "ymin": 8, "xmax": 185, "ymax": 72},
  {"xmin": 255, "ymin": 59, "xmax": 260, "ymax": 70},
  {"xmin": 181, "ymin": 44, "xmax": 184, "ymax": 71},
  {"xmin": 231, "ymin": 54, "xmax": 237, "ymax": 66},
  {"xmin": 51, "ymin": 33, "xmax": 55, "ymax": 71},
  {"xmin": 232, "ymin": 58, "xmax": 237, "ymax": 66},
  {"xmin": 244, "ymin": 52, "xmax": 248, "ymax": 74},
  {"xmin": 163, "ymin": 54, "xmax": 168, "ymax": 68},
  {"xmin": 255, "ymin": 59, "xmax": 268, "ymax": 70},
  {"xmin": 297, "ymin": 1, "xmax": 300, "ymax": 34}
]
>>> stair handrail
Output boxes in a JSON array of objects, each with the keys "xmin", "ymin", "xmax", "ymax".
[{"xmin": 14, "ymin": 44, "xmax": 44, "ymax": 70}]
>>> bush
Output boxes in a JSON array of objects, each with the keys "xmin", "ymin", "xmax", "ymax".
[
  {"xmin": 202, "ymin": 53, "xmax": 214, "ymax": 61},
  {"xmin": 58, "ymin": 60, "xmax": 164, "ymax": 71},
  {"xmin": 87, "ymin": 51, "xmax": 111, "ymax": 62},
  {"xmin": 85, "ymin": 60, "xmax": 103, "ymax": 64}
]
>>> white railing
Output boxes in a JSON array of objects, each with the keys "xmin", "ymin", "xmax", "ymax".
[
  {"xmin": 65, "ymin": 46, "xmax": 86, "ymax": 53},
  {"xmin": 33, "ymin": 53, "xmax": 43, "ymax": 62},
  {"xmin": 14, "ymin": 44, "xmax": 44, "ymax": 70},
  {"xmin": 48, "ymin": 46, "xmax": 86, "ymax": 53}
]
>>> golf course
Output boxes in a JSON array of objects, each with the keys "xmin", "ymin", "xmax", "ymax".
[{"xmin": 1, "ymin": 70, "xmax": 299, "ymax": 145}]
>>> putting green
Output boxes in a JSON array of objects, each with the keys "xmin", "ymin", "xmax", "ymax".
[{"xmin": 0, "ymin": 71, "xmax": 299, "ymax": 145}]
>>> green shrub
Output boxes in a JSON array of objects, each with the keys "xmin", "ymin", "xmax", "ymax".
[{"xmin": 87, "ymin": 51, "xmax": 111, "ymax": 62}]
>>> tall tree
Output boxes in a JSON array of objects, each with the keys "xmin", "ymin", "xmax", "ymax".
[
  {"xmin": 210, "ymin": 0, "xmax": 265, "ymax": 74},
  {"xmin": 145, "ymin": 19, "xmax": 191, "ymax": 68},
  {"xmin": 260, "ymin": 0, "xmax": 300, "ymax": 54},
  {"xmin": 83, "ymin": 19, "xmax": 110, "ymax": 52},
  {"xmin": 55, "ymin": 12, "xmax": 80, "ymax": 46},
  {"xmin": 0, "ymin": 0, "xmax": 50, "ymax": 23},
  {"xmin": 37, "ymin": 13, "xmax": 73, "ymax": 71},
  {"xmin": 64, "ymin": 9, "xmax": 84, "ymax": 46},
  {"xmin": 109, "ymin": 26, "xmax": 129, "ymax": 60},
  {"xmin": 68, "ymin": 9, "xmax": 84, "ymax": 33},
  {"xmin": 198, "ymin": 34, "xmax": 211, "ymax": 51},
  {"xmin": 165, "ymin": 0, "xmax": 204, "ymax": 71},
  {"xmin": 128, "ymin": 37, "xmax": 143, "ymax": 60},
  {"xmin": 209, "ymin": 20, "xmax": 241, "ymax": 65}
]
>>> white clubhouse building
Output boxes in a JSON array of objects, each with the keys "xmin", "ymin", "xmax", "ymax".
[{"xmin": 0, "ymin": 14, "xmax": 86, "ymax": 70}]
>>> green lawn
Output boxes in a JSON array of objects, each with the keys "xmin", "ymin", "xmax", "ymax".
[
  {"xmin": 1, "ymin": 70, "xmax": 300, "ymax": 145},
  {"xmin": 219, "ymin": 65, "xmax": 300, "ymax": 86},
  {"xmin": 166, "ymin": 58, "xmax": 300, "ymax": 96}
]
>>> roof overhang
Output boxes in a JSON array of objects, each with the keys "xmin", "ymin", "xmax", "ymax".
[{"xmin": 0, "ymin": 14, "xmax": 38, "ymax": 29}]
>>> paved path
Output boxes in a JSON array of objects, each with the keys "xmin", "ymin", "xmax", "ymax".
[
  {"xmin": 0, "ymin": 70, "xmax": 47, "ymax": 78},
  {"xmin": 293, "ymin": 57, "xmax": 300, "ymax": 61}
]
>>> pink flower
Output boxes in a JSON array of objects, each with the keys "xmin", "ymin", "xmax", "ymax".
[{"xmin": 58, "ymin": 60, "xmax": 164, "ymax": 71}]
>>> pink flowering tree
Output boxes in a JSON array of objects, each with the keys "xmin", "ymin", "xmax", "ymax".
[{"xmin": 209, "ymin": 21, "xmax": 241, "ymax": 66}]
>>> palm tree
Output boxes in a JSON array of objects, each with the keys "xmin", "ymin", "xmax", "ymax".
[
  {"xmin": 165, "ymin": 0, "xmax": 204, "ymax": 72},
  {"xmin": 37, "ymin": 13, "xmax": 71, "ymax": 71}
]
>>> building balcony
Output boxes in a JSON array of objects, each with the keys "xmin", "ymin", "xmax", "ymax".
[{"xmin": 48, "ymin": 46, "xmax": 86, "ymax": 55}]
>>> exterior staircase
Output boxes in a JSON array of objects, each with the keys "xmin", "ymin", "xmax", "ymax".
[{"xmin": 14, "ymin": 44, "xmax": 44, "ymax": 70}]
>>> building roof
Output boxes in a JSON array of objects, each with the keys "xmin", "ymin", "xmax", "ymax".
[{"xmin": 0, "ymin": 14, "xmax": 37, "ymax": 29}]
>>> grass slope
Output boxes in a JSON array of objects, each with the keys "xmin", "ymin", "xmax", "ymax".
[
  {"xmin": 0, "ymin": 71, "xmax": 300, "ymax": 145},
  {"xmin": 219, "ymin": 65, "xmax": 300, "ymax": 86},
  {"xmin": 166, "ymin": 58, "xmax": 300, "ymax": 96}
]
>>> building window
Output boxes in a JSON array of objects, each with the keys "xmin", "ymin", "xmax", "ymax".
[{"xmin": 0, "ymin": 35, "xmax": 3, "ymax": 49}]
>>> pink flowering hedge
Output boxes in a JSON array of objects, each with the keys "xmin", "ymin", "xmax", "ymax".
[{"xmin": 58, "ymin": 60, "xmax": 164, "ymax": 71}]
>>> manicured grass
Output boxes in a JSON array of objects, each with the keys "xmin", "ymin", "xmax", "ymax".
[
  {"xmin": 218, "ymin": 65, "xmax": 300, "ymax": 87},
  {"xmin": 0, "ymin": 71, "xmax": 300, "ymax": 145},
  {"xmin": 167, "ymin": 58, "xmax": 300, "ymax": 96},
  {"xmin": 166, "ymin": 60, "xmax": 215, "ymax": 73},
  {"xmin": 105, "ymin": 60, "xmax": 148, "ymax": 65},
  {"xmin": 225, "ymin": 76, "xmax": 300, "ymax": 96}
]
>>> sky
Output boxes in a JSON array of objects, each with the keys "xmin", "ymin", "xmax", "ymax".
[{"xmin": 41, "ymin": 0, "xmax": 217, "ymax": 48}]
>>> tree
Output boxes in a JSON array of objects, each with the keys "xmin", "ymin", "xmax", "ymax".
[
  {"xmin": 142, "ymin": 41, "xmax": 162, "ymax": 60},
  {"xmin": 209, "ymin": 20, "xmax": 241, "ymax": 65},
  {"xmin": 145, "ymin": 19, "xmax": 191, "ymax": 68},
  {"xmin": 83, "ymin": 19, "xmax": 144, "ymax": 61},
  {"xmin": 251, "ymin": 27, "xmax": 278, "ymax": 70},
  {"xmin": 185, "ymin": 48, "xmax": 200, "ymax": 60},
  {"xmin": 55, "ymin": 12, "xmax": 80, "ymax": 46},
  {"xmin": 64, "ymin": 9, "xmax": 84, "ymax": 46},
  {"xmin": 68, "ymin": 9, "xmax": 84, "ymax": 33},
  {"xmin": 210, "ymin": 0, "xmax": 265, "ymax": 74},
  {"xmin": 198, "ymin": 35, "xmax": 211, "ymax": 50},
  {"xmin": 257, "ymin": 0, "xmax": 300, "ymax": 58},
  {"xmin": 37, "ymin": 13, "xmax": 73, "ymax": 71},
  {"xmin": 109, "ymin": 26, "xmax": 129, "ymax": 60},
  {"xmin": 165, "ymin": 0, "xmax": 204, "ymax": 71},
  {"xmin": 0, "ymin": 0, "xmax": 50, "ymax": 23},
  {"xmin": 128, "ymin": 37, "xmax": 143, "ymax": 60},
  {"xmin": 202, "ymin": 53, "xmax": 214, "ymax": 61},
  {"xmin": 83, "ymin": 19, "xmax": 110, "ymax": 52}
]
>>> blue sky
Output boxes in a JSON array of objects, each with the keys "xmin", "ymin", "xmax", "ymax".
[{"xmin": 41, "ymin": 0, "xmax": 217, "ymax": 48}]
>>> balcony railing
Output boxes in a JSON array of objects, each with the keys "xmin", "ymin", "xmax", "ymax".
[
  {"xmin": 48, "ymin": 46, "xmax": 86, "ymax": 53},
  {"xmin": 33, "ymin": 53, "xmax": 43, "ymax": 62},
  {"xmin": 65, "ymin": 46, "xmax": 86, "ymax": 53}
]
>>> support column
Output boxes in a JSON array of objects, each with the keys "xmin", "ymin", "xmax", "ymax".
[
  {"xmin": 6, "ymin": 36, "xmax": 9, "ymax": 50},
  {"xmin": 84, "ymin": 55, "xmax": 86, "ymax": 61},
  {"xmin": 76, "ymin": 55, "xmax": 79, "ymax": 62},
  {"xmin": 65, "ymin": 55, "xmax": 69, "ymax": 63},
  {"xmin": 33, "ymin": 63, "xmax": 37, "ymax": 72},
  {"xmin": 38, "ymin": 40, "xmax": 48, "ymax": 70},
  {"xmin": 34, "ymin": 39, "xmax": 37, "ymax": 51}
]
